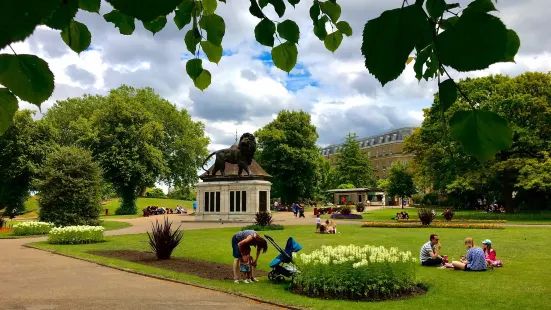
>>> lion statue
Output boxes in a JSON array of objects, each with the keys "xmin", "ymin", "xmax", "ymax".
[{"xmin": 202, "ymin": 133, "xmax": 257, "ymax": 177}]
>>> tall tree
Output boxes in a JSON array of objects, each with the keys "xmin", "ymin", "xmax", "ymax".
[
  {"xmin": 406, "ymin": 72, "xmax": 551, "ymax": 212},
  {"xmin": 334, "ymin": 133, "xmax": 375, "ymax": 188},
  {"xmin": 255, "ymin": 110, "xmax": 320, "ymax": 204},
  {"xmin": 386, "ymin": 162, "xmax": 416, "ymax": 209},
  {"xmin": 0, "ymin": 110, "xmax": 56, "ymax": 216}
]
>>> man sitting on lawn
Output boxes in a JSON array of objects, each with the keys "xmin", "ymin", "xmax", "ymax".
[{"xmin": 420, "ymin": 234, "xmax": 443, "ymax": 266}]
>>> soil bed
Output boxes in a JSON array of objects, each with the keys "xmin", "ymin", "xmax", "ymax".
[
  {"xmin": 89, "ymin": 250, "xmax": 268, "ymax": 280},
  {"xmin": 290, "ymin": 283, "xmax": 427, "ymax": 302}
]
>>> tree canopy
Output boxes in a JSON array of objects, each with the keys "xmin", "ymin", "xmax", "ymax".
[
  {"xmin": 386, "ymin": 161, "xmax": 416, "ymax": 207},
  {"xmin": 334, "ymin": 133, "xmax": 375, "ymax": 188},
  {"xmin": 406, "ymin": 72, "xmax": 551, "ymax": 212},
  {"xmin": 255, "ymin": 110, "xmax": 320, "ymax": 204},
  {"xmin": 1, "ymin": 0, "xmax": 521, "ymax": 162}
]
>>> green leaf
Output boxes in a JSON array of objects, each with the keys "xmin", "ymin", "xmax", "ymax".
[
  {"xmin": 446, "ymin": 3, "xmax": 460, "ymax": 9},
  {"xmin": 320, "ymin": 1, "xmax": 341, "ymax": 22},
  {"xmin": 143, "ymin": 16, "xmax": 167, "ymax": 35},
  {"xmin": 184, "ymin": 28, "xmax": 201, "ymax": 54},
  {"xmin": 106, "ymin": 0, "xmax": 181, "ymax": 22},
  {"xmin": 78, "ymin": 0, "xmax": 101, "ymax": 13},
  {"xmin": 439, "ymin": 16, "xmax": 459, "ymax": 30},
  {"xmin": 437, "ymin": 12, "xmax": 512, "ymax": 71},
  {"xmin": 200, "ymin": 41, "xmax": 223, "ymax": 64},
  {"xmin": 259, "ymin": 0, "xmax": 269, "ymax": 8},
  {"xmin": 199, "ymin": 14, "xmax": 226, "ymax": 46},
  {"xmin": 449, "ymin": 110, "xmax": 513, "ymax": 162},
  {"xmin": 438, "ymin": 79, "xmax": 457, "ymax": 111},
  {"xmin": 61, "ymin": 21, "xmax": 92, "ymax": 54},
  {"xmin": 194, "ymin": 69, "xmax": 211, "ymax": 91},
  {"xmin": 44, "ymin": 0, "xmax": 79, "ymax": 30},
  {"xmin": 271, "ymin": 41, "xmax": 297, "ymax": 73},
  {"xmin": 202, "ymin": 0, "xmax": 217, "ymax": 15},
  {"xmin": 464, "ymin": 0, "xmax": 496, "ymax": 14},
  {"xmin": 249, "ymin": 0, "xmax": 264, "ymax": 19},
  {"xmin": 309, "ymin": 0, "xmax": 320, "ymax": 21},
  {"xmin": 414, "ymin": 45, "xmax": 432, "ymax": 81},
  {"xmin": 426, "ymin": 0, "xmax": 446, "ymax": 20},
  {"xmin": 361, "ymin": 5, "xmax": 432, "ymax": 86},
  {"xmin": 255, "ymin": 18, "xmax": 276, "ymax": 47},
  {"xmin": 0, "ymin": 54, "xmax": 54, "ymax": 107},
  {"xmin": 186, "ymin": 58, "xmax": 203, "ymax": 80},
  {"xmin": 268, "ymin": 0, "xmax": 286, "ymax": 18},
  {"xmin": 287, "ymin": 0, "xmax": 300, "ymax": 7},
  {"xmin": 277, "ymin": 20, "xmax": 300, "ymax": 44},
  {"xmin": 324, "ymin": 30, "xmax": 343, "ymax": 53},
  {"xmin": 0, "ymin": 0, "xmax": 59, "ymax": 49},
  {"xmin": 0, "ymin": 88, "xmax": 18, "ymax": 135},
  {"xmin": 104, "ymin": 10, "xmax": 135, "ymax": 35},
  {"xmin": 179, "ymin": 0, "xmax": 194, "ymax": 11},
  {"xmin": 501, "ymin": 30, "xmax": 520, "ymax": 62},
  {"xmin": 313, "ymin": 15, "xmax": 328, "ymax": 40},
  {"xmin": 423, "ymin": 51, "xmax": 438, "ymax": 81},
  {"xmin": 173, "ymin": 9, "xmax": 192, "ymax": 30},
  {"xmin": 336, "ymin": 21, "xmax": 352, "ymax": 37}
]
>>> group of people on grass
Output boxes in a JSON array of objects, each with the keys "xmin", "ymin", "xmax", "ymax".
[
  {"xmin": 142, "ymin": 205, "xmax": 187, "ymax": 216},
  {"xmin": 393, "ymin": 211, "xmax": 410, "ymax": 220},
  {"xmin": 315, "ymin": 214, "xmax": 337, "ymax": 234},
  {"xmin": 420, "ymin": 234, "xmax": 502, "ymax": 271}
]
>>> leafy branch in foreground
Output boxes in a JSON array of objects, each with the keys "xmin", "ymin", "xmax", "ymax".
[{"xmin": 0, "ymin": 0, "xmax": 520, "ymax": 162}]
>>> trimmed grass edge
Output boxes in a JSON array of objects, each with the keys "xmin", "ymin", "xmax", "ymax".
[{"xmin": 23, "ymin": 244, "xmax": 304, "ymax": 310}]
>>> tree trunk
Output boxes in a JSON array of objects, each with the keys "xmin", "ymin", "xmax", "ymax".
[
  {"xmin": 503, "ymin": 185, "xmax": 515, "ymax": 214},
  {"xmin": 116, "ymin": 186, "xmax": 138, "ymax": 215}
]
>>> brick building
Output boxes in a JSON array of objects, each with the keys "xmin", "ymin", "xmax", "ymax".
[{"xmin": 320, "ymin": 127, "xmax": 416, "ymax": 180}]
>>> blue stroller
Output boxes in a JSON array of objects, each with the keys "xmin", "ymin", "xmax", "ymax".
[{"xmin": 265, "ymin": 235, "xmax": 302, "ymax": 283}]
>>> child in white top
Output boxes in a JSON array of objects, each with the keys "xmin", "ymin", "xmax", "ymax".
[{"xmin": 315, "ymin": 214, "xmax": 321, "ymax": 232}]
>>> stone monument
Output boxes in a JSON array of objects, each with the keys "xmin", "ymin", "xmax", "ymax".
[{"xmin": 195, "ymin": 133, "xmax": 272, "ymax": 222}]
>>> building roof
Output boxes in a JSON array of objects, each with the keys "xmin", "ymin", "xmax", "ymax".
[
  {"xmin": 320, "ymin": 127, "xmax": 416, "ymax": 154},
  {"xmin": 199, "ymin": 143, "xmax": 272, "ymax": 182},
  {"xmin": 326, "ymin": 187, "xmax": 384, "ymax": 193}
]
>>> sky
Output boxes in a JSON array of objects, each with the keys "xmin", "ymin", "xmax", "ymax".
[{"xmin": 4, "ymin": 0, "xmax": 551, "ymax": 153}]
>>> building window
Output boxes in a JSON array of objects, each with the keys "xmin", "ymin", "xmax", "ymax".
[
  {"xmin": 376, "ymin": 149, "xmax": 379, "ymax": 157},
  {"xmin": 382, "ymin": 149, "xmax": 386, "ymax": 156},
  {"xmin": 389, "ymin": 146, "xmax": 393, "ymax": 154},
  {"xmin": 376, "ymin": 162, "xmax": 379, "ymax": 169},
  {"xmin": 371, "ymin": 138, "xmax": 375, "ymax": 145},
  {"xmin": 230, "ymin": 190, "xmax": 247, "ymax": 212},
  {"xmin": 367, "ymin": 151, "xmax": 371, "ymax": 158},
  {"xmin": 204, "ymin": 191, "xmax": 220, "ymax": 212},
  {"xmin": 382, "ymin": 162, "xmax": 386, "ymax": 170},
  {"xmin": 259, "ymin": 191, "xmax": 267, "ymax": 212}
]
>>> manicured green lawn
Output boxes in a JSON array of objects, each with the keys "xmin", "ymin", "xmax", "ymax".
[
  {"xmin": 0, "ymin": 220, "xmax": 131, "ymax": 238},
  {"xmin": 100, "ymin": 198, "xmax": 193, "ymax": 218},
  {"xmin": 29, "ymin": 225, "xmax": 551, "ymax": 309}
]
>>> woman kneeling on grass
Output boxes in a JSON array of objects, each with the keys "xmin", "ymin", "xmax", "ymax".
[
  {"xmin": 231, "ymin": 230, "xmax": 268, "ymax": 284},
  {"xmin": 452, "ymin": 238, "xmax": 488, "ymax": 271}
]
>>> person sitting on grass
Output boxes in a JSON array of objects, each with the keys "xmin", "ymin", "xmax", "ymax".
[
  {"xmin": 451, "ymin": 238, "xmax": 488, "ymax": 271},
  {"xmin": 420, "ymin": 234, "xmax": 444, "ymax": 266},
  {"xmin": 315, "ymin": 214, "xmax": 321, "ymax": 232},
  {"xmin": 239, "ymin": 246, "xmax": 254, "ymax": 284},
  {"xmin": 482, "ymin": 239, "xmax": 503, "ymax": 267}
]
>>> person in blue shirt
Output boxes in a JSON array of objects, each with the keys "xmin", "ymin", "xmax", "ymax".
[
  {"xmin": 452, "ymin": 237, "xmax": 488, "ymax": 271},
  {"xmin": 192, "ymin": 201, "xmax": 197, "ymax": 212}
]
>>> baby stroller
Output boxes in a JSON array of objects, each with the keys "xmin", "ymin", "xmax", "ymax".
[{"xmin": 265, "ymin": 235, "xmax": 302, "ymax": 283}]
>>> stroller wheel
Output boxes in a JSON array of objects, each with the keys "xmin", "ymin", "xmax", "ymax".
[{"xmin": 268, "ymin": 271, "xmax": 274, "ymax": 281}]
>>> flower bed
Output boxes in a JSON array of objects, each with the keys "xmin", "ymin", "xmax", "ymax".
[
  {"xmin": 12, "ymin": 222, "xmax": 54, "ymax": 236},
  {"xmin": 48, "ymin": 225, "xmax": 105, "ymax": 244},
  {"xmin": 0, "ymin": 227, "xmax": 13, "ymax": 233},
  {"xmin": 292, "ymin": 244, "xmax": 424, "ymax": 301},
  {"xmin": 362, "ymin": 222, "xmax": 504, "ymax": 229},
  {"xmin": 330, "ymin": 214, "xmax": 363, "ymax": 219},
  {"xmin": 397, "ymin": 219, "xmax": 507, "ymax": 223}
]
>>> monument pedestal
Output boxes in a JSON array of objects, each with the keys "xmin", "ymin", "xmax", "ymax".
[{"xmin": 195, "ymin": 180, "xmax": 271, "ymax": 222}]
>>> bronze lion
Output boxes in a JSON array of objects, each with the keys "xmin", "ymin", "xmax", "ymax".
[{"xmin": 202, "ymin": 133, "xmax": 257, "ymax": 177}]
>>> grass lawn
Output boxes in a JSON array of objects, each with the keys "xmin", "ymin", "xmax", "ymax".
[
  {"xmin": 100, "ymin": 198, "xmax": 193, "ymax": 218},
  {"xmin": 29, "ymin": 225, "xmax": 551, "ymax": 309},
  {"xmin": 0, "ymin": 220, "xmax": 131, "ymax": 238}
]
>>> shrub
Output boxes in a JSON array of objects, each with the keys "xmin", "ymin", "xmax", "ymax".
[
  {"xmin": 422, "ymin": 192, "xmax": 439, "ymax": 205},
  {"xmin": 48, "ymin": 225, "xmax": 105, "ymax": 244},
  {"xmin": 242, "ymin": 224, "xmax": 284, "ymax": 231},
  {"xmin": 36, "ymin": 147, "xmax": 103, "ymax": 226},
  {"xmin": 418, "ymin": 208, "xmax": 435, "ymax": 225},
  {"xmin": 340, "ymin": 205, "xmax": 352, "ymax": 215},
  {"xmin": 356, "ymin": 202, "xmax": 365, "ymax": 212},
  {"xmin": 147, "ymin": 217, "xmax": 184, "ymax": 260},
  {"xmin": 361, "ymin": 222, "xmax": 504, "ymax": 229},
  {"xmin": 0, "ymin": 215, "xmax": 5, "ymax": 228},
  {"xmin": 293, "ymin": 244, "xmax": 420, "ymax": 300},
  {"xmin": 13, "ymin": 221, "xmax": 54, "ymax": 236},
  {"xmin": 330, "ymin": 214, "xmax": 363, "ymax": 219},
  {"xmin": 146, "ymin": 188, "xmax": 167, "ymax": 199},
  {"xmin": 254, "ymin": 211, "xmax": 273, "ymax": 226},
  {"xmin": 443, "ymin": 209, "xmax": 455, "ymax": 221}
]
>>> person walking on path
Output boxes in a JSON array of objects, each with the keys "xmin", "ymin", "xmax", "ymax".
[{"xmin": 231, "ymin": 230, "xmax": 268, "ymax": 283}]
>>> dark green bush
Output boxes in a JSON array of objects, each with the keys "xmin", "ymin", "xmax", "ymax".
[
  {"xmin": 36, "ymin": 147, "xmax": 103, "ymax": 227},
  {"xmin": 254, "ymin": 211, "xmax": 273, "ymax": 226},
  {"xmin": 418, "ymin": 208, "xmax": 436, "ymax": 225},
  {"xmin": 146, "ymin": 188, "xmax": 167, "ymax": 199},
  {"xmin": 340, "ymin": 205, "xmax": 352, "ymax": 215},
  {"xmin": 356, "ymin": 202, "xmax": 365, "ymax": 212},
  {"xmin": 443, "ymin": 209, "xmax": 455, "ymax": 221},
  {"xmin": 242, "ymin": 224, "xmax": 284, "ymax": 231}
]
